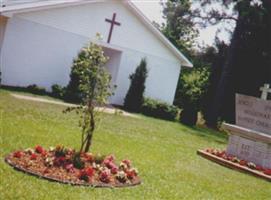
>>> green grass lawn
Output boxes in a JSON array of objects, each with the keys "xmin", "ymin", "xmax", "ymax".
[{"xmin": 0, "ymin": 89, "xmax": 270, "ymax": 200}]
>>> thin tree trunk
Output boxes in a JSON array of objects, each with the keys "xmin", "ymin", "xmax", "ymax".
[{"xmin": 84, "ymin": 105, "xmax": 95, "ymax": 152}]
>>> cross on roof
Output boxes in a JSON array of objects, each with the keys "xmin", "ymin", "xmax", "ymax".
[
  {"xmin": 260, "ymin": 84, "xmax": 271, "ymax": 100},
  {"xmin": 105, "ymin": 13, "xmax": 121, "ymax": 44}
]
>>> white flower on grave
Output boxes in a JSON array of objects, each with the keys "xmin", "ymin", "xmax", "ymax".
[
  {"xmin": 130, "ymin": 168, "xmax": 139, "ymax": 175},
  {"xmin": 45, "ymin": 157, "xmax": 54, "ymax": 167},
  {"xmin": 247, "ymin": 162, "xmax": 256, "ymax": 169},
  {"xmin": 24, "ymin": 148, "xmax": 34, "ymax": 155},
  {"xmin": 116, "ymin": 171, "xmax": 127, "ymax": 182},
  {"xmin": 119, "ymin": 162, "xmax": 128, "ymax": 170},
  {"xmin": 232, "ymin": 157, "xmax": 240, "ymax": 163},
  {"xmin": 49, "ymin": 146, "xmax": 55, "ymax": 152}
]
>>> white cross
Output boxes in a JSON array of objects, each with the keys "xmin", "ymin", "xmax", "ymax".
[{"xmin": 260, "ymin": 84, "xmax": 271, "ymax": 100}]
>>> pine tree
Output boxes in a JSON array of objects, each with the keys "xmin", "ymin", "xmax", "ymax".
[
  {"xmin": 206, "ymin": 0, "xmax": 271, "ymax": 125},
  {"xmin": 124, "ymin": 58, "xmax": 148, "ymax": 112}
]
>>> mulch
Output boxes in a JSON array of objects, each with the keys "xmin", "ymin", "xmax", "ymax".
[
  {"xmin": 5, "ymin": 153, "xmax": 141, "ymax": 188},
  {"xmin": 197, "ymin": 149, "xmax": 271, "ymax": 182}
]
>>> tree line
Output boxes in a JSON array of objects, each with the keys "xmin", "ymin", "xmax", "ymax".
[{"xmin": 160, "ymin": 0, "xmax": 271, "ymax": 127}]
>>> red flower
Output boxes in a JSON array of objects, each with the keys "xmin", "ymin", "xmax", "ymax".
[
  {"xmin": 256, "ymin": 165, "xmax": 264, "ymax": 171},
  {"xmin": 84, "ymin": 153, "xmax": 93, "ymax": 162},
  {"xmin": 126, "ymin": 168, "xmax": 138, "ymax": 179},
  {"xmin": 263, "ymin": 169, "xmax": 271, "ymax": 176},
  {"xmin": 13, "ymin": 151, "xmax": 23, "ymax": 158},
  {"xmin": 218, "ymin": 151, "xmax": 226, "ymax": 158},
  {"xmin": 30, "ymin": 153, "xmax": 38, "ymax": 160},
  {"xmin": 43, "ymin": 168, "xmax": 50, "ymax": 174},
  {"xmin": 53, "ymin": 156, "xmax": 66, "ymax": 166},
  {"xmin": 59, "ymin": 156, "xmax": 66, "ymax": 162},
  {"xmin": 78, "ymin": 167, "xmax": 94, "ymax": 181},
  {"xmin": 78, "ymin": 171, "xmax": 89, "ymax": 182},
  {"xmin": 41, "ymin": 150, "xmax": 48, "ymax": 157},
  {"xmin": 35, "ymin": 145, "xmax": 44, "ymax": 154},
  {"xmin": 126, "ymin": 170, "xmax": 136, "ymax": 180},
  {"xmin": 226, "ymin": 155, "xmax": 233, "ymax": 161},
  {"xmin": 85, "ymin": 167, "xmax": 94, "ymax": 177},
  {"xmin": 239, "ymin": 160, "xmax": 247, "ymax": 166}
]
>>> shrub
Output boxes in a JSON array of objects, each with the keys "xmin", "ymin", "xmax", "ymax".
[
  {"xmin": 124, "ymin": 58, "xmax": 148, "ymax": 113},
  {"xmin": 141, "ymin": 98, "xmax": 179, "ymax": 121},
  {"xmin": 26, "ymin": 84, "xmax": 47, "ymax": 95},
  {"xmin": 51, "ymin": 84, "xmax": 65, "ymax": 99},
  {"xmin": 175, "ymin": 67, "xmax": 210, "ymax": 126}
]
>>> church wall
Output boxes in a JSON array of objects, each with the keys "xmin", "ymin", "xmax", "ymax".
[
  {"xmin": 1, "ymin": 16, "xmax": 88, "ymax": 89},
  {"xmin": 113, "ymin": 49, "xmax": 181, "ymax": 105},
  {"xmin": 0, "ymin": 16, "xmax": 8, "ymax": 57},
  {"xmin": 2, "ymin": 15, "xmax": 180, "ymax": 105},
  {"xmin": 1, "ymin": 1, "xmax": 183, "ymax": 105},
  {"xmin": 15, "ymin": 1, "xmax": 181, "ymax": 64}
]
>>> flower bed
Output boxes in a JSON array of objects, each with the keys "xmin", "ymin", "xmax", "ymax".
[
  {"xmin": 5, "ymin": 145, "xmax": 141, "ymax": 188},
  {"xmin": 197, "ymin": 148, "xmax": 271, "ymax": 182}
]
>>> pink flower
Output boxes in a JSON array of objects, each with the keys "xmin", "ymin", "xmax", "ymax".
[
  {"xmin": 103, "ymin": 155, "xmax": 117, "ymax": 170},
  {"xmin": 111, "ymin": 167, "xmax": 118, "ymax": 174},
  {"xmin": 65, "ymin": 164, "xmax": 75, "ymax": 173},
  {"xmin": 105, "ymin": 155, "xmax": 115, "ymax": 162},
  {"xmin": 99, "ymin": 169, "xmax": 111, "ymax": 183}
]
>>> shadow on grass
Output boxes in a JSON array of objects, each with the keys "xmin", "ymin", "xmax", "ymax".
[{"xmin": 181, "ymin": 123, "xmax": 228, "ymax": 145}]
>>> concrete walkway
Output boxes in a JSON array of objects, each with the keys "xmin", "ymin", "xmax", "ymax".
[{"xmin": 10, "ymin": 93, "xmax": 138, "ymax": 118}]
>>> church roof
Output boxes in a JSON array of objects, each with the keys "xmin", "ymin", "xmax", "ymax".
[{"xmin": 0, "ymin": 0, "xmax": 193, "ymax": 67}]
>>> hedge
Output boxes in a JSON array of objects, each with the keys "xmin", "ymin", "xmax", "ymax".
[{"xmin": 141, "ymin": 98, "xmax": 179, "ymax": 121}]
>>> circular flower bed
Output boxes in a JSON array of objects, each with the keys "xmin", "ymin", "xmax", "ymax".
[
  {"xmin": 5, "ymin": 145, "xmax": 141, "ymax": 188},
  {"xmin": 205, "ymin": 148, "xmax": 271, "ymax": 176}
]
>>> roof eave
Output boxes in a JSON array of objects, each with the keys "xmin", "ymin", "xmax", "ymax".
[{"xmin": 124, "ymin": 0, "xmax": 193, "ymax": 68}]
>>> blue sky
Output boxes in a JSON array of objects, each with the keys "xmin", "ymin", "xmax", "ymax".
[{"xmin": 132, "ymin": 0, "xmax": 231, "ymax": 47}]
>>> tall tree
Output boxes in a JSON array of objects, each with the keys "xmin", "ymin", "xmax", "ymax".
[
  {"xmin": 162, "ymin": 0, "xmax": 199, "ymax": 54},
  {"xmin": 202, "ymin": 39, "xmax": 229, "ymax": 126},
  {"xmin": 201, "ymin": 0, "xmax": 271, "ymax": 126},
  {"xmin": 162, "ymin": 0, "xmax": 213, "ymax": 126}
]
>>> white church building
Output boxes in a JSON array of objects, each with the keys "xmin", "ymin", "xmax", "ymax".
[{"xmin": 0, "ymin": 0, "xmax": 192, "ymax": 105}]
